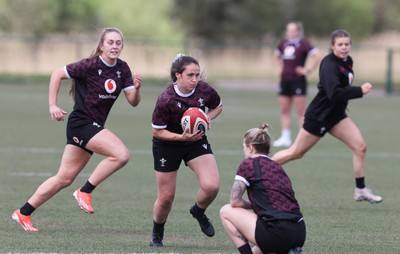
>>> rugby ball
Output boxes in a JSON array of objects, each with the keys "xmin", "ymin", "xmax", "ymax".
[{"xmin": 181, "ymin": 107, "xmax": 209, "ymax": 134}]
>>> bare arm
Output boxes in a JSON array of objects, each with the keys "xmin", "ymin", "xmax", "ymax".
[
  {"xmin": 124, "ymin": 73, "xmax": 142, "ymax": 107},
  {"xmin": 296, "ymin": 50, "xmax": 321, "ymax": 76},
  {"xmin": 207, "ymin": 105, "xmax": 223, "ymax": 121},
  {"xmin": 307, "ymin": 50, "xmax": 321, "ymax": 73},
  {"xmin": 272, "ymin": 53, "xmax": 283, "ymax": 75},
  {"xmin": 206, "ymin": 105, "xmax": 223, "ymax": 129},
  {"xmin": 230, "ymin": 180, "xmax": 252, "ymax": 209},
  {"xmin": 49, "ymin": 67, "xmax": 68, "ymax": 121}
]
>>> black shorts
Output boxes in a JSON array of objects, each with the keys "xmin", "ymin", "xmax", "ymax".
[
  {"xmin": 66, "ymin": 113, "xmax": 104, "ymax": 154},
  {"xmin": 255, "ymin": 218, "xmax": 306, "ymax": 253},
  {"xmin": 152, "ymin": 137, "xmax": 213, "ymax": 172},
  {"xmin": 303, "ymin": 114, "xmax": 347, "ymax": 137},
  {"xmin": 279, "ymin": 80, "xmax": 307, "ymax": 96}
]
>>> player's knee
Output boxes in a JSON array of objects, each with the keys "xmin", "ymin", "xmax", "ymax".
[
  {"xmin": 158, "ymin": 194, "xmax": 175, "ymax": 208},
  {"xmin": 355, "ymin": 141, "xmax": 367, "ymax": 155},
  {"xmin": 115, "ymin": 147, "xmax": 131, "ymax": 167},
  {"xmin": 62, "ymin": 178, "xmax": 74, "ymax": 187},
  {"xmin": 219, "ymin": 204, "xmax": 232, "ymax": 218},
  {"xmin": 54, "ymin": 175, "xmax": 74, "ymax": 188},
  {"xmin": 210, "ymin": 184, "xmax": 220, "ymax": 196},
  {"xmin": 202, "ymin": 181, "xmax": 219, "ymax": 197}
]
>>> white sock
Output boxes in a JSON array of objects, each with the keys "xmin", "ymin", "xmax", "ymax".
[{"xmin": 281, "ymin": 129, "xmax": 291, "ymax": 139}]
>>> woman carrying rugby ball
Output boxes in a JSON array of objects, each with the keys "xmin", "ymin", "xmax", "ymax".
[{"xmin": 149, "ymin": 54, "xmax": 223, "ymax": 247}]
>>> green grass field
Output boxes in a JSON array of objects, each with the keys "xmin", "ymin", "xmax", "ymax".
[{"xmin": 0, "ymin": 80, "xmax": 399, "ymax": 253}]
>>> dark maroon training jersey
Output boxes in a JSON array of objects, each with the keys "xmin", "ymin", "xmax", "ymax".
[
  {"xmin": 235, "ymin": 156, "xmax": 302, "ymax": 221},
  {"xmin": 275, "ymin": 37, "xmax": 318, "ymax": 82},
  {"xmin": 65, "ymin": 56, "xmax": 134, "ymax": 126},
  {"xmin": 152, "ymin": 80, "xmax": 222, "ymax": 134}
]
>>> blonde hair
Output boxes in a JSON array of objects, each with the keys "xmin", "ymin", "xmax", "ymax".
[
  {"xmin": 286, "ymin": 21, "xmax": 304, "ymax": 38},
  {"xmin": 90, "ymin": 27, "xmax": 124, "ymax": 58},
  {"xmin": 244, "ymin": 123, "xmax": 272, "ymax": 155},
  {"xmin": 69, "ymin": 27, "xmax": 124, "ymax": 100}
]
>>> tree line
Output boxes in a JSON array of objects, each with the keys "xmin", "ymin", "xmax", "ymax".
[
  {"xmin": 172, "ymin": 0, "xmax": 400, "ymax": 40},
  {"xmin": 0, "ymin": 0, "xmax": 399, "ymax": 40}
]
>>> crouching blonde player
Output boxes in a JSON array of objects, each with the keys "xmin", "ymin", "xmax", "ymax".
[{"xmin": 220, "ymin": 124, "xmax": 305, "ymax": 254}]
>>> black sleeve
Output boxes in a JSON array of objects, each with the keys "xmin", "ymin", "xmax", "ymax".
[{"xmin": 320, "ymin": 58, "xmax": 363, "ymax": 102}]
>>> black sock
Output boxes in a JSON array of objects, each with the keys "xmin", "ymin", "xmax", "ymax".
[
  {"xmin": 356, "ymin": 177, "xmax": 365, "ymax": 189},
  {"xmin": 193, "ymin": 203, "xmax": 206, "ymax": 215},
  {"xmin": 238, "ymin": 243, "xmax": 252, "ymax": 254},
  {"xmin": 152, "ymin": 220, "xmax": 166, "ymax": 234},
  {"xmin": 20, "ymin": 202, "xmax": 36, "ymax": 216},
  {"xmin": 80, "ymin": 180, "xmax": 96, "ymax": 193}
]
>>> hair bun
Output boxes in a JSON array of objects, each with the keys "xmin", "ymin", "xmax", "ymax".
[
  {"xmin": 259, "ymin": 123, "xmax": 271, "ymax": 133},
  {"xmin": 173, "ymin": 53, "xmax": 185, "ymax": 63}
]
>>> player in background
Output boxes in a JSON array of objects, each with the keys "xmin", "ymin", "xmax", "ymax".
[
  {"xmin": 273, "ymin": 21, "xmax": 320, "ymax": 147},
  {"xmin": 12, "ymin": 27, "xmax": 142, "ymax": 232},
  {"xmin": 272, "ymin": 29, "xmax": 382, "ymax": 203},
  {"xmin": 220, "ymin": 123, "xmax": 305, "ymax": 254},
  {"xmin": 149, "ymin": 54, "xmax": 223, "ymax": 247}
]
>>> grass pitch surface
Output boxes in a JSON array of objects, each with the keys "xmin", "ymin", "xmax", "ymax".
[{"xmin": 0, "ymin": 80, "xmax": 399, "ymax": 253}]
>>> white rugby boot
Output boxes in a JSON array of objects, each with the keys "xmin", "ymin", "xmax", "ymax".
[{"xmin": 354, "ymin": 187, "xmax": 383, "ymax": 203}]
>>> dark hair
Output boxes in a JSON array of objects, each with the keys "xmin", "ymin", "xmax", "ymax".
[
  {"xmin": 244, "ymin": 123, "xmax": 272, "ymax": 155},
  {"xmin": 170, "ymin": 54, "xmax": 200, "ymax": 82},
  {"xmin": 69, "ymin": 27, "xmax": 124, "ymax": 100},
  {"xmin": 329, "ymin": 29, "xmax": 351, "ymax": 52}
]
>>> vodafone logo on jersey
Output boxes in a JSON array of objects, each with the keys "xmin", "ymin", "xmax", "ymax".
[
  {"xmin": 99, "ymin": 79, "xmax": 118, "ymax": 100},
  {"xmin": 104, "ymin": 79, "xmax": 117, "ymax": 93},
  {"xmin": 283, "ymin": 46, "xmax": 295, "ymax": 59}
]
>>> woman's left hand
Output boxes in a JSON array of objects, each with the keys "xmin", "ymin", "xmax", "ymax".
[
  {"xmin": 361, "ymin": 82, "xmax": 373, "ymax": 95},
  {"xmin": 134, "ymin": 74, "xmax": 142, "ymax": 90},
  {"xmin": 295, "ymin": 66, "xmax": 310, "ymax": 76}
]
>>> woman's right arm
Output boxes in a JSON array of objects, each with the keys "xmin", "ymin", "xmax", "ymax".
[
  {"xmin": 49, "ymin": 67, "xmax": 68, "ymax": 121},
  {"xmin": 230, "ymin": 180, "xmax": 252, "ymax": 209},
  {"xmin": 272, "ymin": 52, "xmax": 283, "ymax": 75}
]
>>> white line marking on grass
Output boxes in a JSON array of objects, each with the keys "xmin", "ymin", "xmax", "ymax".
[
  {"xmin": 0, "ymin": 147, "xmax": 399, "ymax": 159},
  {"xmin": 303, "ymin": 151, "xmax": 400, "ymax": 159},
  {"xmin": 8, "ymin": 172, "xmax": 91, "ymax": 177},
  {"xmin": 0, "ymin": 147, "xmax": 62, "ymax": 154},
  {"xmin": 215, "ymin": 149, "xmax": 400, "ymax": 159}
]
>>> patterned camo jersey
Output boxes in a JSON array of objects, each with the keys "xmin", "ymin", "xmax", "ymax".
[
  {"xmin": 236, "ymin": 156, "xmax": 302, "ymax": 220},
  {"xmin": 152, "ymin": 80, "xmax": 221, "ymax": 134},
  {"xmin": 66, "ymin": 56, "xmax": 134, "ymax": 126}
]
